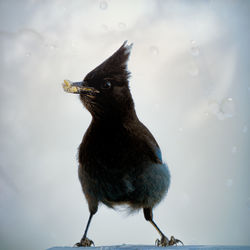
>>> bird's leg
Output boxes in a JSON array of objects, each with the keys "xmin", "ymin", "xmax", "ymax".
[
  {"xmin": 150, "ymin": 220, "xmax": 183, "ymax": 247},
  {"xmin": 74, "ymin": 212, "xmax": 95, "ymax": 247},
  {"xmin": 143, "ymin": 208, "xmax": 183, "ymax": 247}
]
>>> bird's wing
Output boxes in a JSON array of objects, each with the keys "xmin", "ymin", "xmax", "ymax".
[
  {"xmin": 154, "ymin": 145, "xmax": 163, "ymax": 163},
  {"xmin": 134, "ymin": 120, "xmax": 163, "ymax": 164}
]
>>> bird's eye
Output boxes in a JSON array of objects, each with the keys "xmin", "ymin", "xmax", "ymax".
[{"xmin": 101, "ymin": 81, "xmax": 112, "ymax": 89}]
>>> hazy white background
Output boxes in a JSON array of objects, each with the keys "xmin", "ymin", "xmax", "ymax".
[{"xmin": 0, "ymin": 0, "xmax": 249, "ymax": 249}]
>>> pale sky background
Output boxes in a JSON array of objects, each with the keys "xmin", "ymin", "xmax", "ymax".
[{"xmin": 0, "ymin": 0, "xmax": 249, "ymax": 250}]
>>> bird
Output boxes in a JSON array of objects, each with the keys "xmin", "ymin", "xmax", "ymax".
[{"xmin": 62, "ymin": 41, "xmax": 182, "ymax": 247}]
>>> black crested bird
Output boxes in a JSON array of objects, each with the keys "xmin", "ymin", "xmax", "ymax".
[{"xmin": 62, "ymin": 41, "xmax": 182, "ymax": 247}]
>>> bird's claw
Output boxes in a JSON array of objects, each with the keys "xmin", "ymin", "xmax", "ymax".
[
  {"xmin": 155, "ymin": 235, "xmax": 183, "ymax": 247},
  {"xmin": 74, "ymin": 237, "xmax": 95, "ymax": 247},
  {"xmin": 155, "ymin": 235, "xmax": 169, "ymax": 247},
  {"xmin": 169, "ymin": 235, "xmax": 184, "ymax": 246}
]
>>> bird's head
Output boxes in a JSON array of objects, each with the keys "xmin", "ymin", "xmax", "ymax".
[{"xmin": 63, "ymin": 41, "xmax": 134, "ymax": 120}]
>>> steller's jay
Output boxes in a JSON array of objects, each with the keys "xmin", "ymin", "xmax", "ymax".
[{"xmin": 62, "ymin": 41, "xmax": 182, "ymax": 247}]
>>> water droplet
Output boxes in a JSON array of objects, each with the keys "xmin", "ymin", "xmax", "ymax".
[
  {"xmin": 242, "ymin": 125, "xmax": 248, "ymax": 133},
  {"xmin": 226, "ymin": 179, "xmax": 233, "ymax": 187},
  {"xmin": 25, "ymin": 52, "xmax": 31, "ymax": 57},
  {"xmin": 188, "ymin": 62, "xmax": 199, "ymax": 76},
  {"xmin": 190, "ymin": 40, "xmax": 200, "ymax": 56},
  {"xmin": 149, "ymin": 46, "xmax": 159, "ymax": 56},
  {"xmin": 99, "ymin": 0, "xmax": 108, "ymax": 10},
  {"xmin": 220, "ymin": 98, "xmax": 235, "ymax": 118},
  {"xmin": 231, "ymin": 146, "xmax": 237, "ymax": 154},
  {"xmin": 118, "ymin": 22, "xmax": 126, "ymax": 30},
  {"xmin": 44, "ymin": 42, "xmax": 58, "ymax": 51},
  {"xmin": 208, "ymin": 98, "xmax": 235, "ymax": 120}
]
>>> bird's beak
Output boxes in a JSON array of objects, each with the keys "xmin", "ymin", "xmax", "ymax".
[{"xmin": 62, "ymin": 80, "xmax": 99, "ymax": 95}]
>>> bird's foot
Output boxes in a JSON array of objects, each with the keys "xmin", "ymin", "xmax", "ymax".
[
  {"xmin": 155, "ymin": 235, "xmax": 183, "ymax": 247},
  {"xmin": 155, "ymin": 235, "xmax": 169, "ymax": 247},
  {"xmin": 74, "ymin": 237, "xmax": 95, "ymax": 247},
  {"xmin": 169, "ymin": 236, "xmax": 183, "ymax": 246}
]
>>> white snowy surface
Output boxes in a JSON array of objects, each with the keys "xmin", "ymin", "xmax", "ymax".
[{"xmin": 47, "ymin": 245, "xmax": 250, "ymax": 250}]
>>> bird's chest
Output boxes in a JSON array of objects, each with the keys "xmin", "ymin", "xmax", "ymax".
[{"xmin": 79, "ymin": 125, "xmax": 138, "ymax": 175}]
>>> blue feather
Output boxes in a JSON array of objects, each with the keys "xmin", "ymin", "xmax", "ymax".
[{"xmin": 155, "ymin": 146, "xmax": 162, "ymax": 162}]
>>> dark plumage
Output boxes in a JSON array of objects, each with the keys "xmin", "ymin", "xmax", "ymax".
[{"xmin": 63, "ymin": 41, "xmax": 182, "ymax": 247}]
